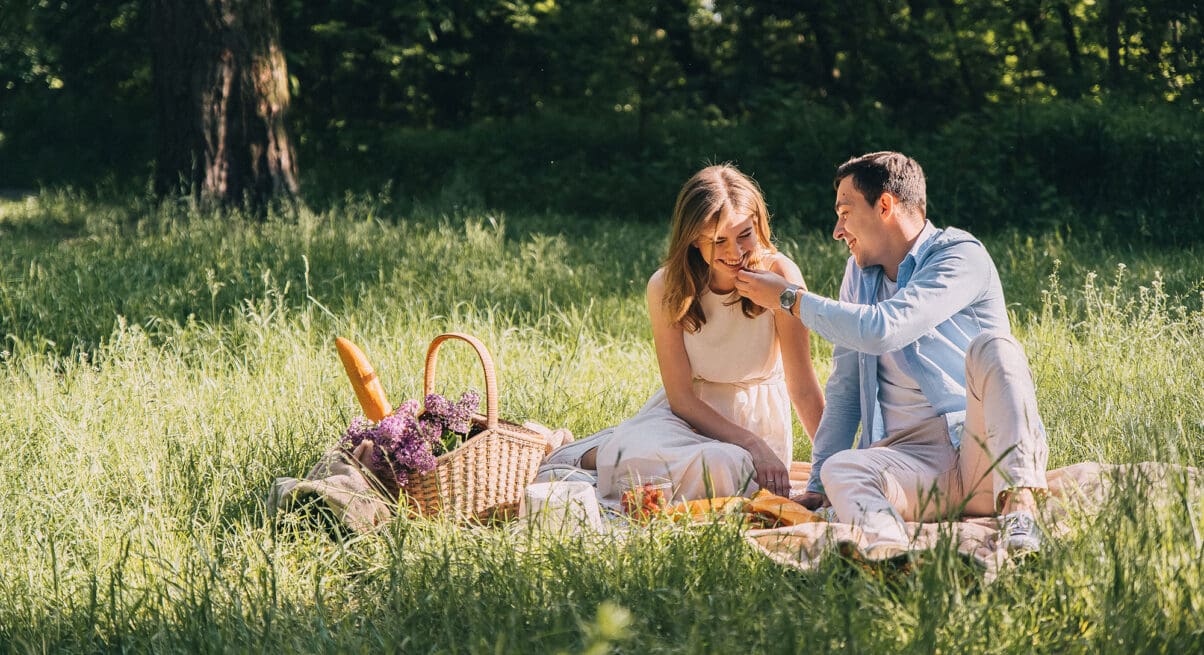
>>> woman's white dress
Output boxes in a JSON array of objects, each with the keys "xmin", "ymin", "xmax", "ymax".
[{"xmin": 596, "ymin": 289, "xmax": 793, "ymax": 501}]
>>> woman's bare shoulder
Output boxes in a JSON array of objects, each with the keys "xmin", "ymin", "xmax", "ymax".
[
  {"xmin": 646, "ymin": 267, "xmax": 677, "ymax": 327},
  {"xmin": 766, "ymin": 252, "xmax": 802, "ymax": 277},
  {"xmin": 647, "ymin": 267, "xmax": 668, "ymax": 294}
]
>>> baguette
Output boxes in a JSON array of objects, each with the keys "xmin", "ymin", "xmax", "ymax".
[{"xmin": 335, "ymin": 337, "xmax": 393, "ymax": 421}]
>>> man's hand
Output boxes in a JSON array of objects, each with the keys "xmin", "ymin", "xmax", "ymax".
[
  {"xmin": 734, "ymin": 268, "xmax": 791, "ymax": 311},
  {"xmin": 791, "ymin": 491, "xmax": 829, "ymax": 510}
]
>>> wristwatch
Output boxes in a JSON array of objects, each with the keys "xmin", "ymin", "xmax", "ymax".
[{"xmin": 779, "ymin": 284, "xmax": 802, "ymax": 314}]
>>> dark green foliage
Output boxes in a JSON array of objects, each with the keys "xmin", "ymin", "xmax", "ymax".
[
  {"xmin": 1, "ymin": 1, "xmax": 1202, "ymax": 238},
  {"xmin": 303, "ymin": 101, "xmax": 1204, "ymax": 241},
  {"xmin": 0, "ymin": 1, "xmax": 152, "ymax": 187}
]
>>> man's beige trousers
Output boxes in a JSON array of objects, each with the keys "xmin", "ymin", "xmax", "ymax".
[{"xmin": 820, "ymin": 333, "xmax": 1050, "ymax": 546}]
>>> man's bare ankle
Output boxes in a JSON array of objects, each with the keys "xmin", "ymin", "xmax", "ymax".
[
  {"xmin": 999, "ymin": 487, "xmax": 1039, "ymax": 515},
  {"xmin": 580, "ymin": 447, "xmax": 598, "ymax": 470}
]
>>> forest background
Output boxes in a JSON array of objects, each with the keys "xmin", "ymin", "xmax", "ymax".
[{"xmin": 2, "ymin": 0, "xmax": 1202, "ymax": 240}]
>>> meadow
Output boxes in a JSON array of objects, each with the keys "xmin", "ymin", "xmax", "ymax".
[{"xmin": 1, "ymin": 190, "xmax": 1202, "ymax": 653}]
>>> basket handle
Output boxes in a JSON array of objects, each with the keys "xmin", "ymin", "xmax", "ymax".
[{"xmin": 422, "ymin": 333, "xmax": 499, "ymax": 429}]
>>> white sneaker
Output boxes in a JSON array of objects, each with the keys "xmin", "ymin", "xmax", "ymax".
[
  {"xmin": 1000, "ymin": 511, "xmax": 1042, "ymax": 556},
  {"xmin": 812, "ymin": 506, "xmax": 838, "ymax": 522}
]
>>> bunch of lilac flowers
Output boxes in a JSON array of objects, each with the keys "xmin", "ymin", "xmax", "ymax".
[
  {"xmin": 340, "ymin": 390, "xmax": 481, "ymax": 488},
  {"xmin": 423, "ymin": 389, "xmax": 481, "ymax": 454}
]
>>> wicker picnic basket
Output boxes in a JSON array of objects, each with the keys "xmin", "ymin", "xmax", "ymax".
[{"xmin": 403, "ymin": 333, "xmax": 547, "ymax": 521}]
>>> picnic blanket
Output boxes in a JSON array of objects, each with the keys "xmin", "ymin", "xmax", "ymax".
[
  {"xmin": 269, "ymin": 438, "xmax": 1198, "ymax": 580},
  {"xmin": 752, "ymin": 461, "xmax": 1200, "ymax": 582},
  {"xmin": 267, "ymin": 441, "xmax": 393, "ymax": 534}
]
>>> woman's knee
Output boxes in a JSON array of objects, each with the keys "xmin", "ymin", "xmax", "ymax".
[{"xmin": 692, "ymin": 444, "xmax": 755, "ymax": 496}]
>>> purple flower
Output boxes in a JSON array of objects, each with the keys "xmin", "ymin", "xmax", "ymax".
[
  {"xmin": 448, "ymin": 390, "xmax": 480, "ymax": 434},
  {"xmin": 424, "ymin": 394, "xmax": 453, "ymax": 421},
  {"xmin": 340, "ymin": 389, "xmax": 482, "ymax": 488}
]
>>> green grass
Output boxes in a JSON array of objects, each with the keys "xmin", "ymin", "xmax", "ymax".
[{"xmin": 1, "ymin": 191, "xmax": 1202, "ymax": 653}]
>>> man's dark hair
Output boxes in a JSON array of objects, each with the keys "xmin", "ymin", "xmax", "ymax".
[{"xmin": 833, "ymin": 151, "xmax": 927, "ymax": 217}]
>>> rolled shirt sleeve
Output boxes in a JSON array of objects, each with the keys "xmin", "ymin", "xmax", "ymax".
[{"xmin": 797, "ymin": 242, "xmax": 992, "ymax": 355}]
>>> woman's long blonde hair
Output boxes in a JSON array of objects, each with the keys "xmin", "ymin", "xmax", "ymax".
[{"xmin": 662, "ymin": 164, "xmax": 777, "ymax": 333}]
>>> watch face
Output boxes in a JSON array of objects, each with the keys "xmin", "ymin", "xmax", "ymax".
[{"xmin": 779, "ymin": 287, "xmax": 796, "ymax": 309}]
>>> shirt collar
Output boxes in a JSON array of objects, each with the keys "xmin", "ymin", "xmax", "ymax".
[{"xmin": 897, "ymin": 221, "xmax": 938, "ymax": 288}]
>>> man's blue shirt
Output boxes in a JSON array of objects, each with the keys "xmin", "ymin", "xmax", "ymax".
[{"xmin": 799, "ymin": 222, "xmax": 1015, "ymax": 494}]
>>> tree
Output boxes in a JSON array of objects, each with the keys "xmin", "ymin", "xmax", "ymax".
[
  {"xmin": 1105, "ymin": 0, "xmax": 1124, "ymax": 88},
  {"xmin": 152, "ymin": 0, "xmax": 299, "ymax": 210}
]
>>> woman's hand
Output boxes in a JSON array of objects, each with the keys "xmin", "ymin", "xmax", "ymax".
[{"xmin": 748, "ymin": 442, "xmax": 792, "ymax": 497}]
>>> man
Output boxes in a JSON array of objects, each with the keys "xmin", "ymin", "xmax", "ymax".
[{"xmin": 734, "ymin": 151, "xmax": 1048, "ymax": 555}]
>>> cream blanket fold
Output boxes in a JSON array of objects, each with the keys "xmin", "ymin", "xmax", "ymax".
[
  {"xmin": 267, "ymin": 441, "xmax": 393, "ymax": 534},
  {"xmin": 752, "ymin": 461, "xmax": 1199, "ymax": 582}
]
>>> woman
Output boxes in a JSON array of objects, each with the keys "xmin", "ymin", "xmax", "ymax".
[{"xmin": 545, "ymin": 164, "xmax": 824, "ymax": 500}]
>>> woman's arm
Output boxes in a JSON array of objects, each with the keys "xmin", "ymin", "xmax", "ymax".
[
  {"xmin": 646, "ymin": 269, "xmax": 791, "ymax": 496},
  {"xmin": 768, "ymin": 254, "xmax": 825, "ymax": 440}
]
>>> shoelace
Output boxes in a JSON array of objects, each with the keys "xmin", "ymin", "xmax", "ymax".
[{"xmin": 1004, "ymin": 512, "xmax": 1037, "ymax": 536}]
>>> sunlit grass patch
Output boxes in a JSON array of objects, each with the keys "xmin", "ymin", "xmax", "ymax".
[{"xmin": 0, "ymin": 193, "xmax": 1201, "ymax": 652}]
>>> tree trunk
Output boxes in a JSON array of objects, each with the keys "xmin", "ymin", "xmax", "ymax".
[
  {"xmin": 1055, "ymin": 2, "xmax": 1082, "ymax": 77},
  {"xmin": 1105, "ymin": 0, "xmax": 1123, "ymax": 87},
  {"xmin": 799, "ymin": 5, "xmax": 839, "ymax": 100},
  {"xmin": 937, "ymin": 0, "xmax": 980, "ymax": 108},
  {"xmin": 426, "ymin": 6, "xmax": 476, "ymax": 128},
  {"xmin": 152, "ymin": 0, "xmax": 299, "ymax": 211},
  {"xmin": 653, "ymin": 0, "xmax": 717, "ymax": 108},
  {"xmin": 732, "ymin": 1, "xmax": 765, "ymax": 109}
]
